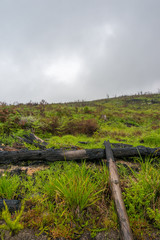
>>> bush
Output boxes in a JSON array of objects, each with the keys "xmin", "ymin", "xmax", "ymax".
[
  {"xmin": 63, "ymin": 119, "xmax": 98, "ymax": 136},
  {"xmin": 39, "ymin": 116, "xmax": 60, "ymax": 134}
]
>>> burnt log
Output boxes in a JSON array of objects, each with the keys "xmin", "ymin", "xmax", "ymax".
[
  {"xmin": 14, "ymin": 133, "xmax": 48, "ymax": 150},
  {"xmin": 0, "ymin": 199, "xmax": 21, "ymax": 213},
  {"xmin": 104, "ymin": 141, "xmax": 133, "ymax": 240},
  {"xmin": 0, "ymin": 145, "xmax": 160, "ymax": 165}
]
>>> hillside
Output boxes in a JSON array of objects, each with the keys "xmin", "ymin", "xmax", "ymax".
[
  {"xmin": 0, "ymin": 93, "xmax": 160, "ymax": 240},
  {"xmin": 1, "ymin": 93, "xmax": 160, "ymax": 150}
]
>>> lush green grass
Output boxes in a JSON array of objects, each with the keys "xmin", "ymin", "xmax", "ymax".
[
  {"xmin": 0, "ymin": 160, "xmax": 160, "ymax": 239},
  {"xmin": 0, "ymin": 162, "xmax": 110, "ymax": 239},
  {"xmin": 0, "ymin": 175, "xmax": 20, "ymax": 199},
  {"xmin": 123, "ymin": 158, "xmax": 160, "ymax": 238}
]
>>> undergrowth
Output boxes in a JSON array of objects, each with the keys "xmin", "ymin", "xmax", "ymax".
[
  {"xmin": 0, "ymin": 162, "xmax": 112, "ymax": 239},
  {"xmin": 0, "ymin": 201, "xmax": 24, "ymax": 237},
  {"xmin": 0, "ymin": 159, "xmax": 159, "ymax": 239},
  {"xmin": 1, "ymin": 93, "xmax": 160, "ymax": 149},
  {"xmin": 122, "ymin": 157, "xmax": 160, "ymax": 239},
  {"xmin": 1, "ymin": 94, "xmax": 160, "ymax": 238},
  {"xmin": 0, "ymin": 175, "xmax": 20, "ymax": 199}
]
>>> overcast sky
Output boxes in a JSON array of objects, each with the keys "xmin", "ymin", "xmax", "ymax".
[{"xmin": 0, "ymin": 0, "xmax": 160, "ymax": 103}]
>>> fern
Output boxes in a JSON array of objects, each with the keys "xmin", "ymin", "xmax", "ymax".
[{"xmin": 0, "ymin": 200, "xmax": 24, "ymax": 236}]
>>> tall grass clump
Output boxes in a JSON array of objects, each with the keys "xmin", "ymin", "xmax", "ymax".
[
  {"xmin": 21, "ymin": 162, "xmax": 110, "ymax": 239},
  {"xmin": 123, "ymin": 157, "xmax": 160, "ymax": 233},
  {"xmin": 0, "ymin": 175, "xmax": 20, "ymax": 199},
  {"xmin": 43, "ymin": 162, "xmax": 109, "ymax": 213}
]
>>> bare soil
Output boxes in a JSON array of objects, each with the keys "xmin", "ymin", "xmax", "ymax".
[
  {"xmin": 0, "ymin": 228, "xmax": 120, "ymax": 240},
  {"xmin": 1, "ymin": 228, "xmax": 160, "ymax": 240}
]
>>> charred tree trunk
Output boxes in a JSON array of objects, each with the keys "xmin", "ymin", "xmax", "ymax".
[
  {"xmin": 0, "ymin": 145, "xmax": 160, "ymax": 165},
  {"xmin": 104, "ymin": 141, "xmax": 133, "ymax": 240},
  {"xmin": 0, "ymin": 199, "xmax": 21, "ymax": 213},
  {"xmin": 16, "ymin": 133, "xmax": 48, "ymax": 150}
]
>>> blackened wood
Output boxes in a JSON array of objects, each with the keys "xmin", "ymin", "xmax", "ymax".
[
  {"xmin": 0, "ymin": 149, "xmax": 104, "ymax": 165},
  {"xmin": 23, "ymin": 133, "xmax": 48, "ymax": 146},
  {"xmin": 104, "ymin": 140, "xmax": 133, "ymax": 240},
  {"xmin": 15, "ymin": 133, "xmax": 48, "ymax": 149},
  {"xmin": 111, "ymin": 143, "xmax": 133, "ymax": 148},
  {"xmin": 0, "ymin": 146, "xmax": 160, "ymax": 165},
  {"xmin": 0, "ymin": 199, "xmax": 21, "ymax": 213}
]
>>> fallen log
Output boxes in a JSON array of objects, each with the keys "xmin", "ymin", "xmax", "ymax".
[
  {"xmin": 22, "ymin": 133, "xmax": 48, "ymax": 148},
  {"xmin": 0, "ymin": 199, "xmax": 21, "ymax": 213},
  {"xmin": 0, "ymin": 145, "xmax": 160, "ymax": 165},
  {"xmin": 13, "ymin": 133, "xmax": 48, "ymax": 150},
  {"xmin": 104, "ymin": 141, "xmax": 133, "ymax": 240}
]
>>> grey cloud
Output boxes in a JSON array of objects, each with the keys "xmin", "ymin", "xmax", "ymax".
[{"xmin": 0, "ymin": 0, "xmax": 160, "ymax": 103}]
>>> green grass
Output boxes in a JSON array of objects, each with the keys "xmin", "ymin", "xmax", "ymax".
[
  {"xmin": 123, "ymin": 157, "xmax": 160, "ymax": 238},
  {"xmin": 0, "ymin": 93, "xmax": 160, "ymax": 238},
  {"xmin": 0, "ymin": 175, "xmax": 20, "ymax": 199},
  {"xmin": 1, "ymin": 93, "xmax": 160, "ymax": 149},
  {"xmin": 0, "ymin": 160, "xmax": 159, "ymax": 239},
  {"xmin": 45, "ymin": 164, "xmax": 102, "ymax": 211},
  {"xmin": 0, "ymin": 162, "xmax": 110, "ymax": 238}
]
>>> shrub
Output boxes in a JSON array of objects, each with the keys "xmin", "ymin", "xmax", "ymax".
[
  {"xmin": 83, "ymin": 106, "xmax": 93, "ymax": 114},
  {"xmin": 0, "ymin": 110, "xmax": 7, "ymax": 123},
  {"xmin": 63, "ymin": 119, "xmax": 98, "ymax": 136},
  {"xmin": 40, "ymin": 116, "xmax": 60, "ymax": 134}
]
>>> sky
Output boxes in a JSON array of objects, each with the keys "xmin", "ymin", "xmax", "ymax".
[{"xmin": 0, "ymin": 0, "xmax": 160, "ymax": 103}]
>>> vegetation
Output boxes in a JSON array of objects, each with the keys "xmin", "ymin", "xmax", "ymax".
[
  {"xmin": 1, "ymin": 93, "xmax": 160, "ymax": 149},
  {"xmin": 0, "ymin": 93, "xmax": 160, "ymax": 239},
  {"xmin": 0, "ymin": 160, "xmax": 159, "ymax": 239},
  {"xmin": 0, "ymin": 162, "xmax": 110, "ymax": 239},
  {"xmin": 0, "ymin": 201, "xmax": 24, "ymax": 237},
  {"xmin": 122, "ymin": 157, "xmax": 160, "ymax": 238}
]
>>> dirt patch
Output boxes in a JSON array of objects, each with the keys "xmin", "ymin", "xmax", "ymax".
[
  {"xmin": 0, "ymin": 165, "xmax": 50, "ymax": 176},
  {"xmin": 0, "ymin": 229, "xmax": 120, "ymax": 240},
  {"xmin": 1, "ymin": 229, "xmax": 160, "ymax": 240},
  {"xmin": 0, "ymin": 229, "xmax": 48, "ymax": 240}
]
